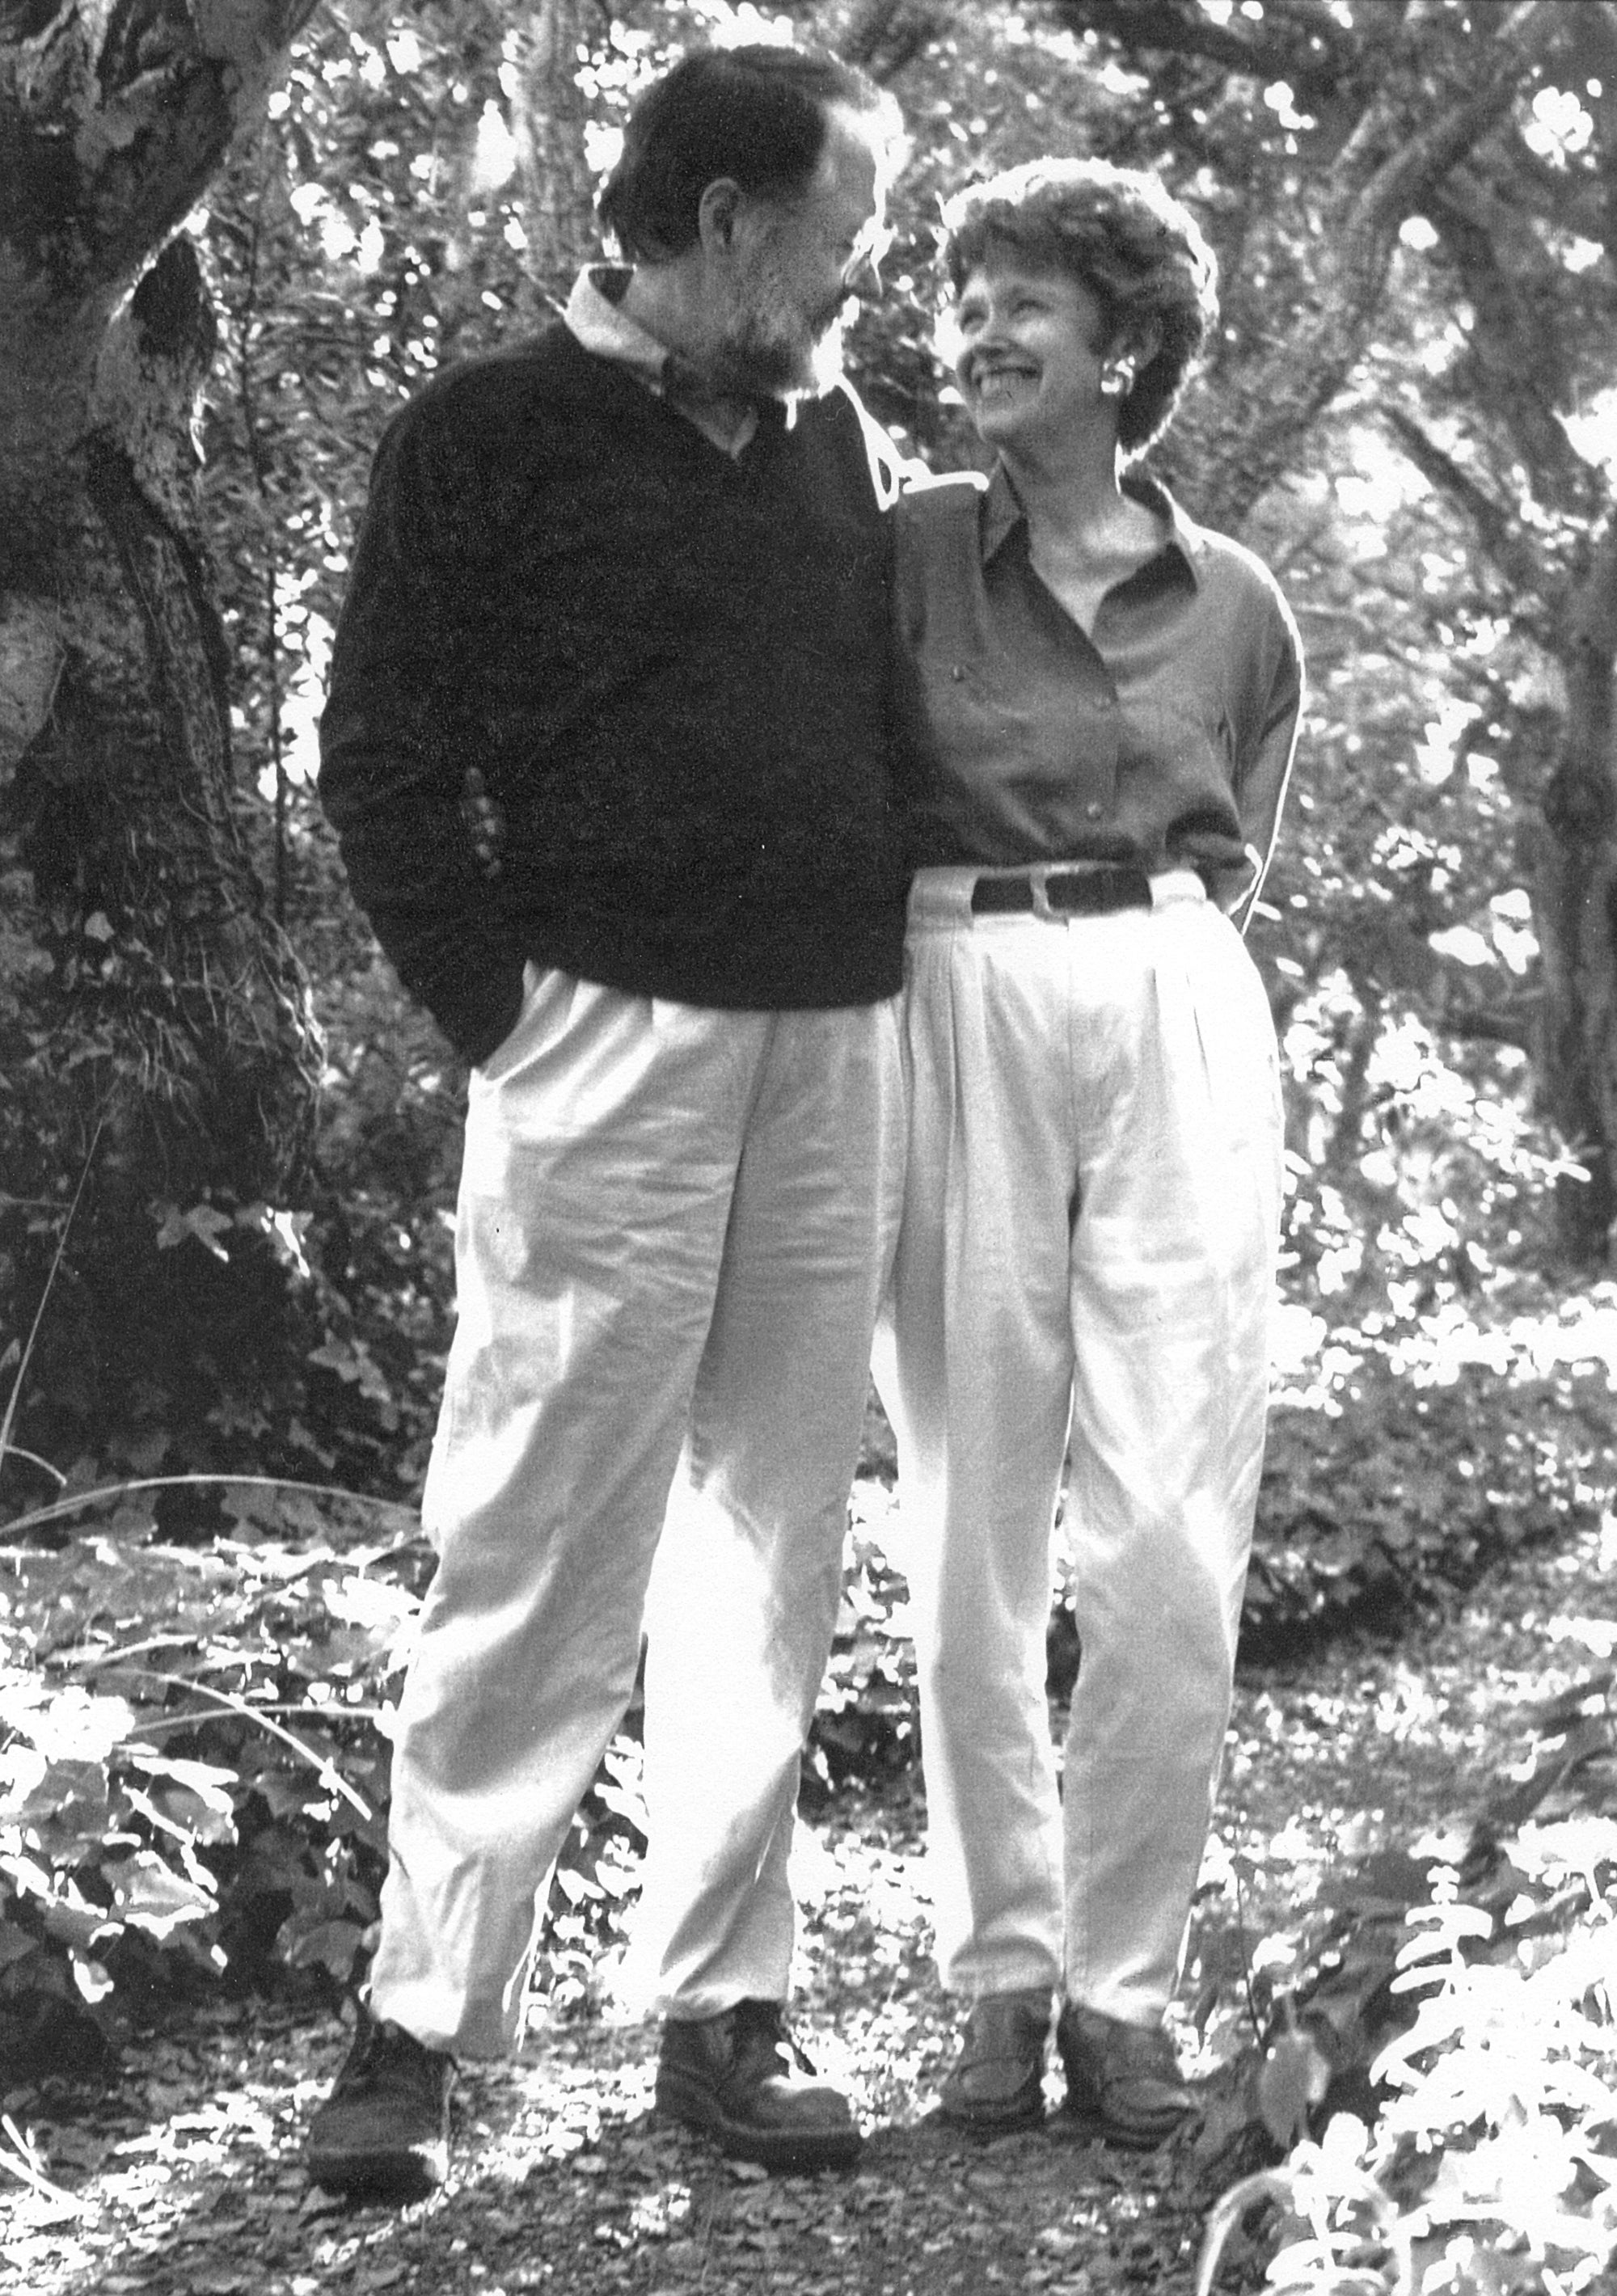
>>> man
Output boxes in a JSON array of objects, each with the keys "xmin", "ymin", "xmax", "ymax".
[{"xmin": 307, "ymin": 42, "xmax": 908, "ymax": 2197}]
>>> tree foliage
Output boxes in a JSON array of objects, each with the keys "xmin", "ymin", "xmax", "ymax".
[
  {"xmin": 3, "ymin": 15, "xmax": 1617, "ymax": 2271},
  {"xmin": 1043, "ymin": 0, "xmax": 1617, "ymax": 1276},
  {"xmin": 1194, "ymin": 1666, "xmax": 1617, "ymax": 2296},
  {"xmin": 2, "ymin": 0, "xmax": 1615, "ymax": 1486},
  {"xmin": 0, "ymin": 27, "xmax": 1612, "ymax": 2296}
]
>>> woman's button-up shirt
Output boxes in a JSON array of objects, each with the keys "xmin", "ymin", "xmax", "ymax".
[{"xmin": 893, "ymin": 461, "xmax": 1304, "ymax": 920}]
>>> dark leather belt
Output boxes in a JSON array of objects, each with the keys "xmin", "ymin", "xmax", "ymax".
[{"xmin": 970, "ymin": 865, "xmax": 1152, "ymax": 917}]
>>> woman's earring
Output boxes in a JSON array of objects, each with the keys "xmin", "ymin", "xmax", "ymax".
[{"xmin": 1100, "ymin": 357, "xmax": 1137, "ymax": 399}]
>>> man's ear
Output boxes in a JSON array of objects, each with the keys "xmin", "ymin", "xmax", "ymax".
[{"xmin": 697, "ymin": 177, "xmax": 744, "ymax": 251}]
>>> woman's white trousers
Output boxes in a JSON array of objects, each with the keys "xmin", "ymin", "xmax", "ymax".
[
  {"xmin": 876, "ymin": 868, "xmax": 1282, "ymax": 2024},
  {"xmin": 368, "ymin": 970, "xmax": 903, "ymax": 2056}
]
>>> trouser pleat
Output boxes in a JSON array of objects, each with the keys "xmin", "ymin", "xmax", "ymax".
[{"xmin": 880, "ymin": 872, "xmax": 1281, "ymax": 2020}]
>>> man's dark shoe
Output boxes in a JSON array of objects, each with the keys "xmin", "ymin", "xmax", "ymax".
[
  {"xmin": 656, "ymin": 1998, "xmax": 861, "ymax": 2171},
  {"xmin": 306, "ymin": 2012, "xmax": 455, "ymax": 2200},
  {"xmin": 1055, "ymin": 2002, "xmax": 1199, "ymax": 2150},
  {"xmin": 938, "ymin": 1987, "xmax": 1052, "ymax": 2131}
]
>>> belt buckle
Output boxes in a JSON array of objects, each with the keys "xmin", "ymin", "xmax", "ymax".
[{"xmin": 1040, "ymin": 867, "xmax": 1096, "ymax": 918}]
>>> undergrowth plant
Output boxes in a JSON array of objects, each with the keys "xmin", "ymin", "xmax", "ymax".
[
  {"xmin": 0, "ymin": 1483, "xmax": 665, "ymax": 2062},
  {"xmin": 0, "ymin": 1474, "xmax": 928, "ymax": 2069},
  {"xmin": 1201, "ymin": 1669, "xmax": 1617, "ymax": 2296}
]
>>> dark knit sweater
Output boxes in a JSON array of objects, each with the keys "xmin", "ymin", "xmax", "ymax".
[{"xmin": 318, "ymin": 323, "xmax": 906, "ymax": 1063}]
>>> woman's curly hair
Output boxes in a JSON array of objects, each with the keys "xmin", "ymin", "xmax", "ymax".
[{"xmin": 937, "ymin": 157, "xmax": 1218, "ymax": 456}]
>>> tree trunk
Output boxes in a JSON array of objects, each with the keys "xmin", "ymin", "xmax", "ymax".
[
  {"xmin": 1, "ymin": 3, "xmax": 321, "ymax": 1199},
  {"xmin": 1, "ymin": 3, "xmax": 322, "ymax": 1465},
  {"xmin": 1408, "ymin": 85, "xmax": 1617, "ymax": 1262},
  {"xmin": 515, "ymin": 0, "xmax": 598, "ymax": 305},
  {"xmin": 1535, "ymin": 519, "xmax": 1617, "ymax": 1261}
]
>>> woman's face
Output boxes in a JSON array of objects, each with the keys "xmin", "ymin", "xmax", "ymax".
[{"xmin": 950, "ymin": 257, "xmax": 1111, "ymax": 452}]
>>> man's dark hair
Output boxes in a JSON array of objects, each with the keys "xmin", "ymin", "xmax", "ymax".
[
  {"xmin": 598, "ymin": 42, "xmax": 903, "ymax": 263},
  {"xmin": 939, "ymin": 158, "xmax": 1218, "ymax": 457}
]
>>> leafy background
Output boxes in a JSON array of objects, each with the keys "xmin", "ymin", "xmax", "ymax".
[{"xmin": 6, "ymin": 2, "xmax": 1617, "ymax": 2291}]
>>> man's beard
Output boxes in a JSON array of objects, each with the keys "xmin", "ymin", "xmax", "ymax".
[{"xmin": 715, "ymin": 239, "xmax": 849, "ymax": 399}]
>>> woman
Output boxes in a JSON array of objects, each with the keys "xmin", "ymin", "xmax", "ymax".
[{"xmin": 877, "ymin": 158, "xmax": 1302, "ymax": 2146}]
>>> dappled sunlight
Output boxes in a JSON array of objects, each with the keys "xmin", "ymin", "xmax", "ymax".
[
  {"xmin": 3, "ymin": 1515, "xmax": 1613, "ymax": 2290},
  {"xmin": 6, "ymin": 4, "xmax": 1617, "ymax": 2292},
  {"xmin": 1200, "ymin": 1515, "xmax": 1612, "ymax": 2039}
]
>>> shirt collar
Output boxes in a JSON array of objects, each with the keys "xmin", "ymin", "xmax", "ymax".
[
  {"xmin": 561, "ymin": 264, "xmax": 794, "ymax": 440},
  {"xmin": 981, "ymin": 458, "xmax": 1204, "ymax": 584},
  {"xmin": 564, "ymin": 265, "xmax": 671, "ymax": 389}
]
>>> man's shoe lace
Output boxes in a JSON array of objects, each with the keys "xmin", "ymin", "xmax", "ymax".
[
  {"xmin": 336, "ymin": 2017, "xmax": 442, "ymax": 2099},
  {"xmin": 729, "ymin": 1998, "xmax": 817, "ymax": 2083}
]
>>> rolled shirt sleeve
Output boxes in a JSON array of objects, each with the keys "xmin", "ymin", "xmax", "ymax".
[{"xmin": 1223, "ymin": 587, "xmax": 1303, "ymax": 928}]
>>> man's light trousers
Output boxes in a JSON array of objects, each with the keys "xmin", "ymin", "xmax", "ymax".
[
  {"xmin": 369, "ymin": 969, "xmax": 903, "ymax": 2058},
  {"xmin": 876, "ymin": 868, "xmax": 1282, "ymax": 2026}
]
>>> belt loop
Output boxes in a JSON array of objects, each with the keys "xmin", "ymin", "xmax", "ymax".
[{"xmin": 1149, "ymin": 869, "xmax": 1207, "ymax": 910}]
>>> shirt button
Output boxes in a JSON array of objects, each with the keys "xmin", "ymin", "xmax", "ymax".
[
  {"xmin": 951, "ymin": 665, "xmax": 965, "ymax": 681},
  {"xmin": 1085, "ymin": 803, "xmax": 1104, "ymax": 821}
]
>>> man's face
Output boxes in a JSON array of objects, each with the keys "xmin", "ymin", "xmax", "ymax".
[{"xmin": 716, "ymin": 107, "xmax": 885, "ymax": 397}]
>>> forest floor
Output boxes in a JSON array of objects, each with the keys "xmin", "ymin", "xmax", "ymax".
[{"xmin": 2, "ymin": 1497, "xmax": 1613, "ymax": 2296}]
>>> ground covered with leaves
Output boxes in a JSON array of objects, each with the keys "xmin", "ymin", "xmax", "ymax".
[{"xmin": 2, "ymin": 1456, "xmax": 1615, "ymax": 2296}]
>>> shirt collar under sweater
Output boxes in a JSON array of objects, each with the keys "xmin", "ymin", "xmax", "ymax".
[
  {"xmin": 564, "ymin": 265, "xmax": 800, "ymax": 460},
  {"xmin": 978, "ymin": 457, "xmax": 1204, "ymax": 587}
]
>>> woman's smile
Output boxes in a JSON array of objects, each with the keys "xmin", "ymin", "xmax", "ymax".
[{"xmin": 951, "ymin": 258, "xmax": 1112, "ymax": 444}]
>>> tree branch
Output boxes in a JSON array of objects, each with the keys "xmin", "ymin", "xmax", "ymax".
[
  {"xmin": 842, "ymin": 0, "xmax": 911, "ymax": 65},
  {"xmin": 1381, "ymin": 405, "xmax": 1560, "ymax": 614},
  {"xmin": 1189, "ymin": 2, "xmax": 1554, "ymax": 522},
  {"xmin": 1, "ymin": 1, "xmax": 320, "ymax": 459},
  {"xmin": 1325, "ymin": 5, "xmax": 1547, "ymax": 310},
  {"xmin": 1439, "ymin": 1002, "xmax": 1537, "ymax": 1051},
  {"xmin": 1049, "ymin": 0, "xmax": 1361, "ymax": 107},
  {"xmin": 1425, "ymin": 172, "xmax": 1588, "ymax": 502},
  {"xmin": 840, "ymin": 0, "xmax": 952, "ymax": 80}
]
